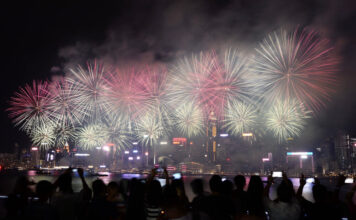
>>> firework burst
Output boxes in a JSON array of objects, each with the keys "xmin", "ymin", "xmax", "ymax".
[
  {"xmin": 8, "ymin": 81, "xmax": 53, "ymax": 132},
  {"xmin": 104, "ymin": 67, "xmax": 150, "ymax": 121},
  {"xmin": 30, "ymin": 123, "xmax": 56, "ymax": 149},
  {"xmin": 102, "ymin": 114, "xmax": 131, "ymax": 150},
  {"xmin": 54, "ymin": 124, "xmax": 76, "ymax": 147},
  {"xmin": 169, "ymin": 50, "xmax": 252, "ymax": 119},
  {"xmin": 253, "ymin": 28, "xmax": 338, "ymax": 112},
  {"xmin": 135, "ymin": 113, "xmax": 165, "ymax": 146},
  {"xmin": 223, "ymin": 101, "xmax": 258, "ymax": 136},
  {"xmin": 140, "ymin": 66, "xmax": 173, "ymax": 128},
  {"xmin": 266, "ymin": 99, "xmax": 311, "ymax": 142},
  {"xmin": 48, "ymin": 77, "xmax": 85, "ymax": 127},
  {"xmin": 67, "ymin": 62, "xmax": 109, "ymax": 122},
  {"xmin": 77, "ymin": 124, "xmax": 108, "ymax": 150},
  {"xmin": 174, "ymin": 102, "xmax": 204, "ymax": 137},
  {"xmin": 169, "ymin": 51, "xmax": 221, "ymax": 118}
]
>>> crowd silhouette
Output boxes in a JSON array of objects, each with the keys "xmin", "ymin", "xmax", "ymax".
[{"xmin": 3, "ymin": 168, "xmax": 356, "ymax": 220}]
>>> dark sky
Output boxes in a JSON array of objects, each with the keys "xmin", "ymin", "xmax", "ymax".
[{"xmin": 1, "ymin": 0, "xmax": 355, "ymax": 152}]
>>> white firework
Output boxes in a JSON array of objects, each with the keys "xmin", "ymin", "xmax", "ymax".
[
  {"xmin": 135, "ymin": 113, "xmax": 165, "ymax": 146},
  {"xmin": 174, "ymin": 102, "xmax": 204, "ymax": 137},
  {"xmin": 30, "ymin": 123, "xmax": 56, "ymax": 149},
  {"xmin": 54, "ymin": 124, "xmax": 76, "ymax": 148},
  {"xmin": 48, "ymin": 77, "xmax": 85, "ymax": 127},
  {"xmin": 223, "ymin": 101, "xmax": 258, "ymax": 136},
  {"xmin": 67, "ymin": 62, "xmax": 109, "ymax": 122},
  {"xmin": 102, "ymin": 114, "xmax": 131, "ymax": 150},
  {"xmin": 77, "ymin": 124, "xmax": 108, "ymax": 150},
  {"xmin": 266, "ymin": 99, "xmax": 311, "ymax": 142}
]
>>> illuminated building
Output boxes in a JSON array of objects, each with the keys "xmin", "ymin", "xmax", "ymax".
[{"xmin": 334, "ymin": 133, "xmax": 356, "ymax": 172}]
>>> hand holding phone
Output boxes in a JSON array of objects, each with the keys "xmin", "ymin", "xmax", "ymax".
[{"xmin": 272, "ymin": 171, "xmax": 282, "ymax": 178}]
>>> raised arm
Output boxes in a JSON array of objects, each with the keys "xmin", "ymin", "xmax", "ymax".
[
  {"xmin": 264, "ymin": 175, "xmax": 273, "ymax": 199},
  {"xmin": 77, "ymin": 168, "xmax": 89, "ymax": 191},
  {"xmin": 296, "ymin": 174, "xmax": 306, "ymax": 199},
  {"xmin": 332, "ymin": 174, "xmax": 346, "ymax": 202}
]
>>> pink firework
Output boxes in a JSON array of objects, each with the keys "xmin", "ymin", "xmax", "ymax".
[
  {"xmin": 169, "ymin": 50, "xmax": 252, "ymax": 120},
  {"xmin": 104, "ymin": 67, "xmax": 151, "ymax": 121},
  {"xmin": 8, "ymin": 80, "xmax": 53, "ymax": 132},
  {"xmin": 139, "ymin": 65, "xmax": 172, "ymax": 126}
]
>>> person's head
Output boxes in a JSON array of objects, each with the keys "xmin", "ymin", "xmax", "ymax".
[
  {"xmin": 36, "ymin": 180, "xmax": 53, "ymax": 202},
  {"xmin": 312, "ymin": 184, "xmax": 328, "ymax": 203},
  {"xmin": 191, "ymin": 179, "xmax": 204, "ymax": 195},
  {"xmin": 171, "ymin": 179, "xmax": 186, "ymax": 198},
  {"xmin": 57, "ymin": 172, "xmax": 73, "ymax": 193},
  {"xmin": 107, "ymin": 181, "xmax": 120, "ymax": 197},
  {"xmin": 209, "ymin": 175, "xmax": 222, "ymax": 194},
  {"xmin": 277, "ymin": 179, "xmax": 295, "ymax": 203},
  {"xmin": 13, "ymin": 175, "xmax": 31, "ymax": 194},
  {"xmin": 92, "ymin": 179, "xmax": 106, "ymax": 198},
  {"xmin": 234, "ymin": 175, "xmax": 246, "ymax": 191},
  {"xmin": 221, "ymin": 179, "xmax": 234, "ymax": 196},
  {"xmin": 247, "ymin": 175, "xmax": 263, "ymax": 196}
]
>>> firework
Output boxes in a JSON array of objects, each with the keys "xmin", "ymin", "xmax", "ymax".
[
  {"xmin": 102, "ymin": 114, "xmax": 131, "ymax": 150},
  {"xmin": 48, "ymin": 77, "xmax": 85, "ymax": 127},
  {"xmin": 104, "ymin": 67, "xmax": 150, "ymax": 121},
  {"xmin": 135, "ymin": 113, "xmax": 165, "ymax": 146},
  {"xmin": 266, "ymin": 99, "xmax": 311, "ymax": 142},
  {"xmin": 77, "ymin": 124, "xmax": 108, "ymax": 150},
  {"xmin": 30, "ymin": 123, "xmax": 56, "ymax": 149},
  {"xmin": 174, "ymin": 102, "xmax": 204, "ymax": 137},
  {"xmin": 253, "ymin": 28, "xmax": 338, "ymax": 112},
  {"xmin": 223, "ymin": 101, "xmax": 258, "ymax": 136},
  {"xmin": 67, "ymin": 62, "xmax": 109, "ymax": 122},
  {"xmin": 54, "ymin": 124, "xmax": 76, "ymax": 147},
  {"xmin": 169, "ymin": 50, "xmax": 252, "ymax": 119},
  {"xmin": 169, "ymin": 51, "xmax": 220, "ymax": 117},
  {"xmin": 8, "ymin": 81, "xmax": 53, "ymax": 132},
  {"xmin": 140, "ymin": 66, "xmax": 173, "ymax": 128}
]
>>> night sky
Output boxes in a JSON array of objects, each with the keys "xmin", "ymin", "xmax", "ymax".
[{"xmin": 1, "ymin": 0, "xmax": 355, "ymax": 152}]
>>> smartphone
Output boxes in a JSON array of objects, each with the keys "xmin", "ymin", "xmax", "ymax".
[
  {"xmin": 72, "ymin": 169, "xmax": 78, "ymax": 172},
  {"xmin": 306, "ymin": 178, "xmax": 314, "ymax": 183},
  {"xmin": 345, "ymin": 178, "xmax": 354, "ymax": 184},
  {"xmin": 157, "ymin": 178, "xmax": 166, "ymax": 187},
  {"xmin": 156, "ymin": 168, "xmax": 163, "ymax": 173},
  {"xmin": 272, "ymin": 171, "xmax": 282, "ymax": 178},
  {"xmin": 222, "ymin": 177, "xmax": 227, "ymax": 181},
  {"xmin": 173, "ymin": 173, "xmax": 181, "ymax": 179}
]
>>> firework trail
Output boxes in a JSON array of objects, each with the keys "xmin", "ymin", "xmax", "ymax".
[
  {"xmin": 77, "ymin": 123, "xmax": 108, "ymax": 150},
  {"xmin": 223, "ymin": 101, "xmax": 258, "ymax": 136},
  {"xmin": 48, "ymin": 77, "xmax": 85, "ymax": 127},
  {"xmin": 174, "ymin": 102, "xmax": 204, "ymax": 137},
  {"xmin": 8, "ymin": 81, "xmax": 53, "ymax": 132},
  {"xmin": 266, "ymin": 99, "xmax": 311, "ymax": 142},
  {"xmin": 30, "ymin": 123, "xmax": 56, "ymax": 149},
  {"xmin": 67, "ymin": 62, "xmax": 109, "ymax": 122},
  {"xmin": 253, "ymin": 28, "xmax": 338, "ymax": 112}
]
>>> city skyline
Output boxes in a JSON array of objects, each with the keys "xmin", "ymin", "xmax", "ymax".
[{"xmin": 1, "ymin": 0, "xmax": 356, "ymax": 153}]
